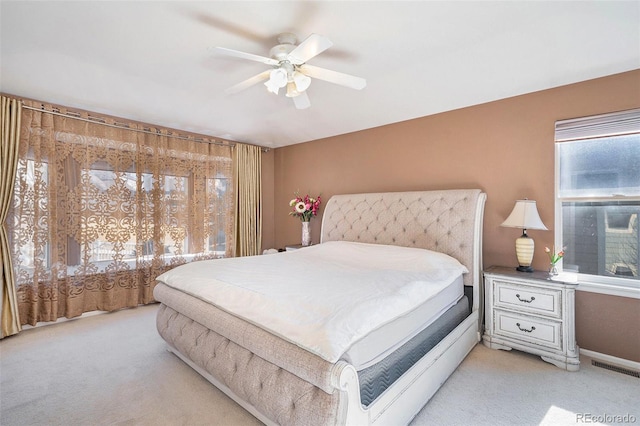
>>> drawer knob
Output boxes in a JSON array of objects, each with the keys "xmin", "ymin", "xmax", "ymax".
[
  {"xmin": 516, "ymin": 323, "xmax": 536, "ymax": 333},
  {"xmin": 516, "ymin": 294, "xmax": 535, "ymax": 303}
]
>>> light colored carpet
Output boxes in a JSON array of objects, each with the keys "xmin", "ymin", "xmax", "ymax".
[{"xmin": 1, "ymin": 304, "xmax": 637, "ymax": 426}]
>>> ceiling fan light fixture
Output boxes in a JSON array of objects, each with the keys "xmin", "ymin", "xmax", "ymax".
[
  {"xmin": 264, "ymin": 79, "xmax": 280, "ymax": 95},
  {"xmin": 264, "ymin": 68, "xmax": 288, "ymax": 95},
  {"xmin": 270, "ymin": 68, "xmax": 288, "ymax": 85},
  {"xmin": 285, "ymin": 82, "xmax": 301, "ymax": 98},
  {"xmin": 293, "ymin": 71, "xmax": 311, "ymax": 92}
]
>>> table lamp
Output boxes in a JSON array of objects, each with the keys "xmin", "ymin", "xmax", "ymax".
[{"xmin": 501, "ymin": 199, "xmax": 548, "ymax": 272}]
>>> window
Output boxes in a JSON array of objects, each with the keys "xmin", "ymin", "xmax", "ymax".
[
  {"xmin": 9, "ymin": 103, "xmax": 236, "ymax": 325},
  {"xmin": 80, "ymin": 169, "xmax": 191, "ymax": 266},
  {"xmin": 555, "ymin": 109, "xmax": 640, "ymax": 295},
  {"xmin": 12, "ymin": 149, "xmax": 232, "ymax": 279},
  {"xmin": 12, "ymin": 159, "xmax": 50, "ymax": 273}
]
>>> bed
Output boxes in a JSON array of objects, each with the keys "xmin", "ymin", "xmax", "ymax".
[{"xmin": 154, "ymin": 189, "xmax": 486, "ymax": 425}]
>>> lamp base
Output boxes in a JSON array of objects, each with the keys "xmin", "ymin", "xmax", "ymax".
[{"xmin": 515, "ymin": 232, "xmax": 535, "ymax": 273}]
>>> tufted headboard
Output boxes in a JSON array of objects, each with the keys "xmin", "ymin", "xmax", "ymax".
[{"xmin": 320, "ymin": 189, "xmax": 486, "ymax": 292}]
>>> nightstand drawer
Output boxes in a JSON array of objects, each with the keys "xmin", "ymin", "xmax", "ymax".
[
  {"xmin": 494, "ymin": 310, "xmax": 562, "ymax": 351},
  {"xmin": 494, "ymin": 280, "xmax": 562, "ymax": 318}
]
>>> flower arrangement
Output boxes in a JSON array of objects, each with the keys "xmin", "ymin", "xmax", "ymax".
[
  {"xmin": 545, "ymin": 246, "xmax": 565, "ymax": 265},
  {"xmin": 289, "ymin": 194, "xmax": 321, "ymax": 222}
]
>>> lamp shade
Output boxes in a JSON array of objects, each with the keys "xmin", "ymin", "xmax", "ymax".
[
  {"xmin": 500, "ymin": 200, "xmax": 548, "ymax": 230},
  {"xmin": 501, "ymin": 199, "xmax": 547, "ymax": 272}
]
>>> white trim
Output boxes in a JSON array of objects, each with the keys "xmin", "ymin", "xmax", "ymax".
[
  {"xmin": 548, "ymin": 271, "xmax": 640, "ymax": 298},
  {"xmin": 577, "ymin": 280, "xmax": 640, "ymax": 299},
  {"xmin": 563, "ymin": 270, "xmax": 640, "ymax": 299},
  {"xmin": 21, "ymin": 309, "xmax": 108, "ymax": 331},
  {"xmin": 580, "ymin": 348, "xmax": 640, "ymax": 373},
  {"xmin": 554, "ymin": 143, "xmax": 562, "ymax": 263}
]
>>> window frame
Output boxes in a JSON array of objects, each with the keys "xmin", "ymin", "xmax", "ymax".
[{"xmin": 554, "ymin": 109, "xmax": 640, "ymax": 299}]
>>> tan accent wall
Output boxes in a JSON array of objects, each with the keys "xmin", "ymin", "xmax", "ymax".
[
  {"xmin": 576, "ymin": 291, "xmax": 640, "ymax": 363},
  {"xmin": 265, "ymin": 69, "xmax": 640, "ymax": 362}
]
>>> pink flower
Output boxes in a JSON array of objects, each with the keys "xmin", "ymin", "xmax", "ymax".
[
  {"xmin": 288, "ymin": 192, "xmax": 322, "ymax": 222},
  {"xmin": 545, "ymin": 246, "xmax": 566, "ymax": 265}
]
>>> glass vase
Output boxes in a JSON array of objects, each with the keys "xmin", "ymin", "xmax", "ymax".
[
  {"xmin": 549, "ymin": 264, "xmax": 559, "ymax": 277},
  {"xmin": 301, "ymin": 221, "xmax": 311, "ymax": 246}
]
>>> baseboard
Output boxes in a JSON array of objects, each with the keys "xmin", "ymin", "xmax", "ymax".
[
  {"xmin": 22, "ymin": 310, "xmax": 107, "ymax": 330},
  {"xmin": 580, "ymin": 348, "xmax": 640, "ymax": 373}
]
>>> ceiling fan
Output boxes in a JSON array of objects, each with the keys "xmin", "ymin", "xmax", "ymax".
[{"xmin": 215, "ymin": 33, "xmax": 366, "ymax": 109}]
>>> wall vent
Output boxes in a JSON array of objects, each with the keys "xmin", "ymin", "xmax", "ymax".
[{"xmin": 591, "ymin": 360, "xmax": 640, "ymax": 378}]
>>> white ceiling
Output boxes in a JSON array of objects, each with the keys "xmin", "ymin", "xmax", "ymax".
[{"xmin": 1, "ymin": 1, "xmax": 639, "ymax": 149}]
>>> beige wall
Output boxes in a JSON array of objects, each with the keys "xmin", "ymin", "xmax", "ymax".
[{"xmin": 265, "ymin": 69, "xmax": 640, "ymax": 362}]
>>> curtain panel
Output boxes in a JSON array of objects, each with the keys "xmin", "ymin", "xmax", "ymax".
[
  {"xmin": 1, "ymin": 96, "xmax": 22, "ymax": 338},
  {"xmin": 8, "ymin": 101, "xmax": 234, "ymax": 325},
  {"xmin": 233, "ymin": 144, "xmax": 262, "ymax": 257}
]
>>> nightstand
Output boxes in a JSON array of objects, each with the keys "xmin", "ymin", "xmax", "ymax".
[{"xmin": 483, "ymin": 266, "xmax": 580, "ymax": 371}]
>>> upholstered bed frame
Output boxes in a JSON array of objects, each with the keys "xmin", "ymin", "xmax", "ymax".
[{"xmin": 154, "ymin": 189, "xmax": 487, "ymax": 425}]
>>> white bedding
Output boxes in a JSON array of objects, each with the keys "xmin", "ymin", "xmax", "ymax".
[
  {"xmin": 156, "ymin": 241, "xmax": 468, "ymax": 363},
  {"xmin": 343, "ymin": 274, "xmax": 463, "ymax": 370}
]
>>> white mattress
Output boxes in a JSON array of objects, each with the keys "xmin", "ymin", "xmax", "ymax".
[
  {"xmin": 342, "ymin": 274, "xmax": 463, "ymax": 370},
  {"xmin": 156, "ymin": 241, "xmax": 468, "ymax": 363}
]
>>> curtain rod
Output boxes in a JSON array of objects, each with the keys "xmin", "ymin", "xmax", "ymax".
[{"xmin": 21, "ymin": 104, "xmax": 270, "ymax": 152}]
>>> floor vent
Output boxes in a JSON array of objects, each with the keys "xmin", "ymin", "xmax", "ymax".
[{"xmin": 591, "ymin": 360, "xmax": 640, "ymax": 378}]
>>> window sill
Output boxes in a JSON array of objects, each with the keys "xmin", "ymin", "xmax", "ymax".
[
  {"xmin": 577, "ymin": 281, "xmax": 640, "ymax": 299},
  {"xmin": 558, "ymin": 272, "xmax": 640, "ymax": 299}
]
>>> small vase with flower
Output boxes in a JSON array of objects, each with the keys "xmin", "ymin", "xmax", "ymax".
[
  {"xmin": 289, "ymin": 193, "xmax": 321, "ymax": 246},
  {"xmin": 545, "ymin": 246, "xmax": 565, "ymax": 277}
]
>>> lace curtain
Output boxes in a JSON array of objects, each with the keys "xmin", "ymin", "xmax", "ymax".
[{"xmin": 8, "ymin": 102, "xmax": 234, "ymax": 325}]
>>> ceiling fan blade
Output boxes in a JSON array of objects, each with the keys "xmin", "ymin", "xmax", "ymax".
[
  {"xmin": 213, "ymin": 47, "xmax": 279, "ymax": 66},
  {"xmin": 298, "ymin": 64, "xmax": 366, "ymax": 90},
  {"xmin": 287, "ymin": 34, "xmax": 333, "ymax": 65},
  {"xmin": 292, "ymin": 91, "xmax": 311, "ymax": 110},
  {"xmin": 192, "ymin": 13, "xmax": 268, "ymax": 46},
  {"xmin": 225, "ymin": 70, "xmax": 271, "ymax": 94}
]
